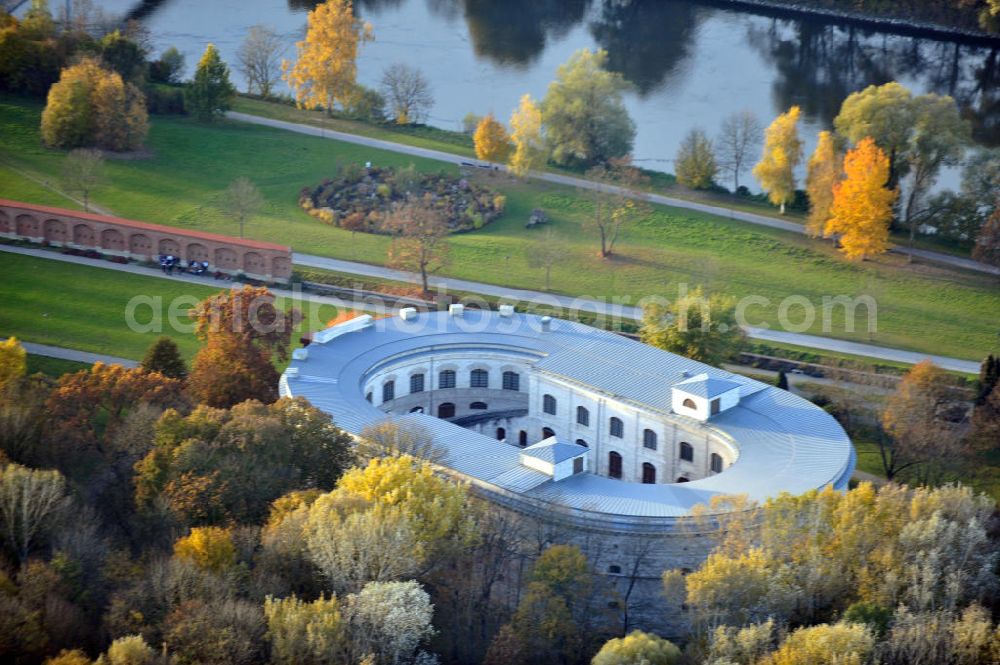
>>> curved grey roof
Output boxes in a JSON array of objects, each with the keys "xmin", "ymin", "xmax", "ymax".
[{"xmin": 280, "ymin": 310, "xmax": 855, "ymax": 519}]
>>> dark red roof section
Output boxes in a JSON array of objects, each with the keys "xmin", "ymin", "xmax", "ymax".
[{"xmin": 0, "ymin": 198, "xmax": 290, "ymax": 252}]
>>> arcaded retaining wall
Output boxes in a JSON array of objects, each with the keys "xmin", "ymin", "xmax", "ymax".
[{"xmin": 0, "ymin": 199, "xmax": 293, "ymax": 283}]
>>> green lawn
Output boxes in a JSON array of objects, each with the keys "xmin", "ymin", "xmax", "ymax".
[
  {"xmin": 26, "ymin": 354, "xmax": 90, "ymax": 377},
  {"xmin": 0, "ymin": 252, "xmax": 344, "ymax": 361},
  {"xmin": 2, "ymin": 95, "xmax": 998, "ymax": 361}
]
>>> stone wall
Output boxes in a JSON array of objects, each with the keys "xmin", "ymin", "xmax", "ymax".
[{"xmin": 0, "ymin": 199, "xmax": 293, "ymax": 283}]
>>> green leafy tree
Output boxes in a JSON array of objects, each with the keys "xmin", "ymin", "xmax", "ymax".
[
  {"xmin": 591, "ymin": 630, "xmax": 681, "ymax": 665},
  {"xmin": 150, "ymin": 46, "xmax": 185, "ymax": 84},
  {"xmin": 186, "ymin": 43, "xmax": 235, "ymax": 122},
  {"xmin": 99, "ymin": 30, "xmax": 147, "ymax": 82},
  {"xmin": 834, "ymin": 81, "xmax": 914, "ymax": 190},
  {"xmin": 640, "ymin": 287, "xmax": 746, "ymax": 365},
  {"xmin": 542, "ymin": 48, "xmax": 634, "ymax": 166},
  {"xmin": 135, "ymin": 397, "xmax": 354, "ymax": 525},
  {"xmin": 675, "ymin": 128, "xmax": 717, "ymax": 189},
  {"xmin": 140, "ymin": 336, "xmax": 187, "ymax": 380}
]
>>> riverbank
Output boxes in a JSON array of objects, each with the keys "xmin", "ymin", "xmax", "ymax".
[{"xmin": 711, "ymin": 0, "xmax": 1000, "ymax": 43}]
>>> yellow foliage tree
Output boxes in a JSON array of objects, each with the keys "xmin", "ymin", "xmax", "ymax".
[
  {"xmin": 752, "ymin": 106, "xmax": 803, "ymax": 214},
  {"xmin": 825, "ymin": 137, "xmax": 898, "ymax": 260},
  {"xmin": 508, "ymin": 93, "xmax": 544, "ymax": 177},
  {"xmin": 805, "ymin": 130, "xmax": 841, "ymax": 237},
  {"xmin": 283, "ymin": 0, "xmax": 373, "ymax": 115},
  {"xmin": 334, "ymin": 454, "xmax": 470, "ymax": 548},
  {"xmin": 473, "ymin": 113, "xmax": 511, "ymax": 166},
  {"xmin": 40, "ymin": 57, "xmax": 147, "ymax": 151},
  {"xmin": 0, "ymin": 337, "xmax": 27, "ymax": 392},
  {"xmin": 173, "ymin": 526, "xmax": 236, "ymax": 573},
  {"xmin": 759, "ymin": 622, "xmax": 875, "ymax": 665}
]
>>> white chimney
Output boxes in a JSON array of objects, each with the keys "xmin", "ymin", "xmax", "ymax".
[
  {"xmin": 292, "ymin": 348, "xmax": 309, "ymax": 361},
  {"xmin": 449, "ymin": 304, "xmax": 465, "ymax": 317},
  {"xmin": 499, "ymin": 304, "xmax": 514, "ymax": 317},
  {"xmin": 399, "ymin": 307, "xmax": 417, "ymax": 321},
  {"xmin": 541, "ymin": 316, "xmax": 551, "ymax": 331}
]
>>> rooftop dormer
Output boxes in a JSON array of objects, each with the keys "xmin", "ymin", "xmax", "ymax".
[
  {"xmin": 671, "ymin": 373, "xmax": 741, "ymax": 421},
  {"xmin": 519, "ymin": 437, "xmax": 588, "ymax": 481}
]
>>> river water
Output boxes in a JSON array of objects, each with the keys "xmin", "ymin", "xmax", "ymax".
[{"xmin": 77, "ymin": 0, "xmax": 1000, "ymax": 185}]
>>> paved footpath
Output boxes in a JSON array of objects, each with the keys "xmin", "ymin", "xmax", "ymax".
[
  {"xmin": 229, "ymin": 111, "xmax": 1000, "ymax": 278},
  {"xmin": 8, "ymin": 338, "xmax": 138, "ymax": 368}
]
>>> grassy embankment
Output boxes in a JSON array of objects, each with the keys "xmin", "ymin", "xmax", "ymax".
[
  {"xmin": 0, "ymin": 251, "xmax": 344, "ymax": 361},
  {"xmin": 1, "ymin": 95, "xmax": 998, "ymax": 362}
]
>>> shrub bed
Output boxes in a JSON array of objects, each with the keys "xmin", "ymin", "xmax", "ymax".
[{"xmin": 299, "ymin": 165, "xmax": 505, "ymax": 234}]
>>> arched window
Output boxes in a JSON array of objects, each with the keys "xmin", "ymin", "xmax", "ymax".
[
  {"xmin": 543, "ymin": 394, "xmax": 556, "ymax": 415},
  {"xmin": 643, "ymin": 428, "xmax": 657, "ymax": 450},
  {"xmin": 518, "ymin": 430, "xmax": 528, "ymax": 447},
  {"xmin": 542, "ymin": 427, "xmax": 556, "ymax": 439},
  {"xmin": 676, "ymin": 476, "xmax": 690, "ymax": 483},
  {"xmin": 608, "ymin": 451, "xmax": 623, "ymax": 479},
  {"xmin": 576, "ymin": 406, "xmax": 590, "ymax": 426},
  {"xmin": 382, "ymin": 380, "xmax": 395, "ymax": 402},
  {"xmin": 609, "ymin": 417, "xmax": 623, "ymax": 438},
  {"xmin": 437, "ymin": 402, "xmax": 455, "ymax": 419},
  {"xmin": 496, "ymin": 427, "xmax": 506, "ymax": 441},
  {"xmin": 409, "ymin": 406, "xmax": 424, "ymax": 414},
  {"xmin": 679, "ymin": 441, "xmax": 694, "ymax": 462},
  {"xmin": 470, "ymin": 369, "xmax": 489, "ymax": 388},
  {"xmin": 642, "ymin": 463, "xmax": 656, "ymax": 484},
  {"xmin": 711, "ymin": 453, "xmax": 723, "ymax": 473},
  {"xmin": 469, "ymin": 401, "xmax": 488, "ymax": 410},
  {"xmin": 439, "ymin": 369, "xmax": 456, "ymax": 389},
  {"xmin": 502, "ymin": 371, "xmax": 520, "ymax": 391},
  {"xmin": 682, "ymin": 397, "xmax": 697, "ymax": 410},
  {"xmin": 409, "ymin": 373, "xmax": 424, "ymax": 394},
  {"xmin": 575, "ymin": 438, "xmax": 588, "ymax": 448}
]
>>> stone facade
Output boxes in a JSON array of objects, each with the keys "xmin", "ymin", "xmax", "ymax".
[{"xmin": 0, "ymin": 199, "xmax": 293, "ymax": 283}]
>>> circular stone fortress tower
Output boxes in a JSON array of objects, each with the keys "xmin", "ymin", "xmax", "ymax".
[{"xmin": 279, "ymin": 307, "xmax": 855, "ymax": 632}]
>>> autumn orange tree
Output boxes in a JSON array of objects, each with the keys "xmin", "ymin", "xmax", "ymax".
[
  {"xmin": 824, "ymin": 137, "xmax": 898, "ymax": 260},
  {"xmin": 474, "ymin": 114, "xmax": 511, "ymax": 168},
  {"xmin": 283, "ymin": 0, "xmax": 373, "ymax": 115},
  {"xmin": 187, "ymin": 285, "xmax": 300, "ymax": 408},
  {"xmin": 881, "ymin": 359, "xmax": 966, "ymax": 482},
  {"xmin": 753, "ymin": 106, "xmax": 802, "ymax": 214},
  {"xmin": 44, "ymin": 362, "xmax": 186, "ymax": 464},
  {"xmin": 384, "ymin": 194, "xmax": 450, "ymax": 295},
  {"xmin": 805, "ymin": 131, "xmax": 841, "ymax": 237}
]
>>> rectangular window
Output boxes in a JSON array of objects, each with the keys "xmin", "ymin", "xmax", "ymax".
[
  {"xmin": 410, "ymin": 373, "xmax": 424, "ymax": 394},
  {"xmin": 502, "ymin": 371, "xmax": 520, "ymax": 391},
  {"xmin": 439, "ymin": 370, "xmax": 456, "ymax": 389},
  {"xmin": 470, "ymin": 369, "xmax": 489, "ymax": 388},
  {"xmin": 711, "ymin": 398, "xmax": 721, "ymax": 415},
  {"xmin": 382, "ymin": 381, "xmax": 395, "ymax": 402},
  {"xmin": 573, "ymin": 457, "xmax": 584, "ymax": 474}
]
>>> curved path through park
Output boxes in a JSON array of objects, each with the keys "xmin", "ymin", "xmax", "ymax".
[{"xmin": 227, "ymin": 111, "xmax": 1000, "ymax": 278}]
